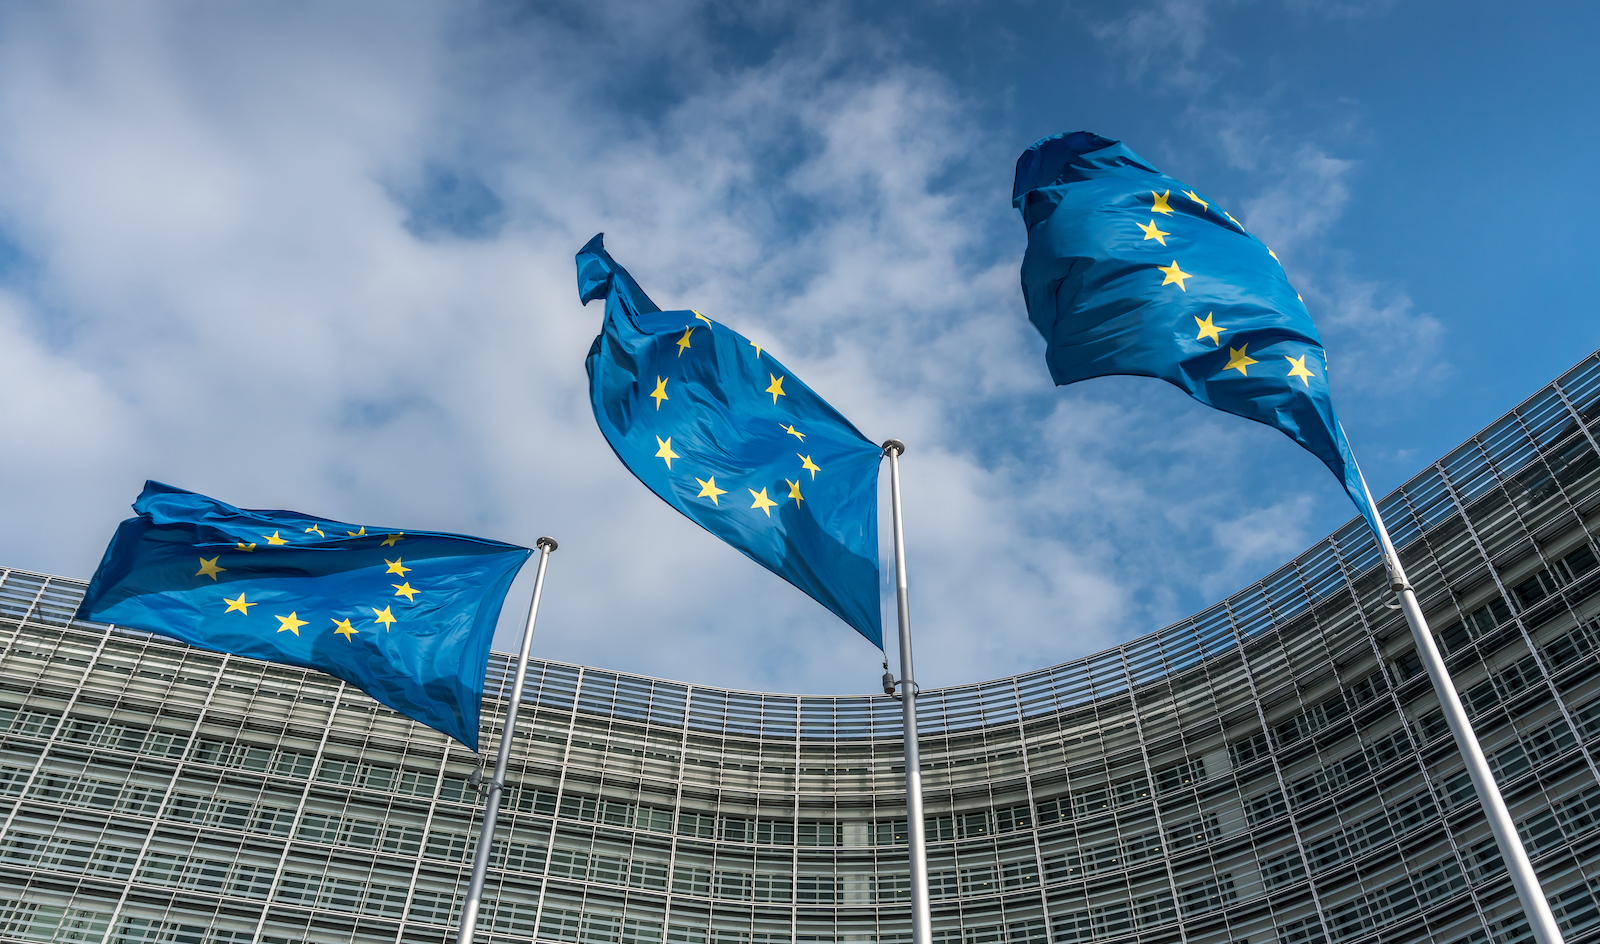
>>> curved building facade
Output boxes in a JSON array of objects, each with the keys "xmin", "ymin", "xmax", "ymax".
[{"xmin": 5, "ymin": 352, "xmax": 1600, "ymax": 944}]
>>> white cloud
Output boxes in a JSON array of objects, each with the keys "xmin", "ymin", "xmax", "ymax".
[
  {"xmin": 1090, "ymin": 0, "xmax": 1223, "ymax": 93},
  {"xmin": 1239, "ymin": 145, "xmax": 1354, "ymax": 257}
]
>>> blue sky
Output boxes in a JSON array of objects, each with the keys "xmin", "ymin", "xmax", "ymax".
[{"xmin": 0, "ymin": 0, "xmax": 1594, "ymax": 694}]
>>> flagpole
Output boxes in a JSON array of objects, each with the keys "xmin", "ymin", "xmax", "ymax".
[
  {"xmin": 882, "ymin": 440, "xmax": 932, "ymax": 944},
  {"xmin": 1358, "ymin": 479, "xmax": 1563, "ymax": 944},
  {"xmin": 456, "ymin": 536, "xmax": 558, "ymax": 944}
]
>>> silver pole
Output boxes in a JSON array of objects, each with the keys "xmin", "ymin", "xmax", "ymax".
[
  {"xmin": 883, "ymin": 440, "xmax": 932, "ymax": 944},
  {"xmin": 1361, "ymin": 482, "xmax": 1564, "ymax": 944},
  {"xmin": 456, "ymin": 536, "xmax": 558, "ymax": 944}
]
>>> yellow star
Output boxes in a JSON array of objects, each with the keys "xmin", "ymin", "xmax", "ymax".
[
  {"xmin": 275, "ymin": 612, "xmax": 308, "ymax": 635},
  {"xmin": 1194, "ymin": 312, "xmax": 1224, "ymax": 345},
  {"xmin": 798, "ymin": 454, "xmax": 821, "ymax": 480},
  {"xmin": 1137, "ymin": 219, "xmax": 1169, "ymax": 245},
  {"xmin": 1158, "ymin": 260, "xmax": 1192, "ymax": 291},
  {"xmin": 786, "ymin": 479, "xmax": 804, "ymax": 503},
  {"xmin": 749, "ymin": 487, "xmax": 779, "ymax": 517},
  {"xmin": 1285, "ymin": 354, "xmax": 1315, "ymax": 386},
  {"xmin": 1183, "ymin": 190, "xmax": 1208, "ymax": 211},
  {"xmin": 384, "ymin": 557, "xmax": 410, "ymax": 576},
  {"xmin": 1225, "ymin": 344, "xmax": 1258, "ymax": 376},
  {"xmin": 195, "ymin": 556, "xmax": 226, "ymax": 581},
  {"xmin": 332, "ymin": 618, "xmax": 358, "ymax": 640},
  {"xmin": 264, "ymin": 531, "xmax": 288, "ymax": 545},
  {"xmin": 392, "ymin": 583, "xmax": 419, "ymax": 602},
  {"xmin": 750, "ymin": 339, "xmax": 763, "ymax": 358},
  {"xmin": 1150, "ymin": 190, "xmax": 1174, "ymax": 215},
  {"xmin": 655, "ymin": 436, "xmax": 680, "ymax": 469},
  {"xmin": 694, "ymin": 311, "xmax": 713, "ymax": 326},
  {"xmin": 695, "ymin": 476, "xmax": 727, "ymax": 505},
  {"xmin": 305, "ymin": 525, "xmax": 325, "ymax": 538},
  {"xmin": 650, "ymin": 377, "xmax": 669, "ymax": 410},
  {"xmin": 765, "ymin": 374, "xmax": 786, "ymax": 404},
  {"xmin": 1268, "ymin": 247, "xmax": 1279, "ymax": 262},
  {"xmin": 676, "ymin": 326, "xmax": 695, "ymax": 356},
  {"xmin": 372, "ymin": 606, "xmax": 397, "ymax": 631},
  {"xmin": 782, "ymin": 424, "xmax": 806, "ymax": 441},
  {"xmin": 223, "ymin": 594, "xmax": 254, "ymax": 615},
  {"xmin": 236, "ymin": 542, "xmax": 256, "ymax": 552},
  {"xmin": 1224, "ymin": 211, "xmax": 1243, "ymax": 229},
  {"xmin": 346, "ymin": 526, "xmax": 366, "ymax": 537},
  {"xmin": 381, "ymin": 533, "xmax": 404, "ymax": 547}
]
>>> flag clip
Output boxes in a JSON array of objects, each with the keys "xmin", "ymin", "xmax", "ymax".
[{"xmin": 881, "ymin": 659, "xmax": 919, "ymax": 698}]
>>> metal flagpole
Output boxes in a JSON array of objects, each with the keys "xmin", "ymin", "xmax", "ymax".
[
  {"xmin": 456, "ymin": 536, "xmax": 558, "ymax": 944},
  {"xmin": 882, "ymin": 440, "xmax": 932, "ymax": 944},
  {"xmin": 1360, "ymin": 479, "xmax": 1564, "ymax": 944}
]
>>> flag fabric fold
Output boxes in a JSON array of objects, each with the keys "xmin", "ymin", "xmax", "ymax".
[
  {"xmin": 577, "ymin": 234, "xmax": 884, "ymax": 647},
  {"xmin": 1013, "ymin": 131, "xmax": 1379, "ymax": 535},
  {"xmin": 77, "ymin": 481, "xmax": 531, "ymax": 749}
]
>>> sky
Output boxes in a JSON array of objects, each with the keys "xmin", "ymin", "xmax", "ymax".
[{"xmin": 0, "ymin": 0, "xmax": 1596, "ymax": 696}]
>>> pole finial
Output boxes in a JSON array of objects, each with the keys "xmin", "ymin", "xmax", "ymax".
[
  {"xmin": 882, "ymin": 439, "xmax": 905, "ymax": 457},
  {"xmin": 537, "ymin": 536, "xmax": 559, "ymax": 552}
]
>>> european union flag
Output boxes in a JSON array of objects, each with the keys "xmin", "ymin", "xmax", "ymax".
[
  {"xmin": 577, "ymin": 234, "xmax": 883, "ymax": 647},
  {"xmin": 77, "ymin": 482, "xmax": 532, "ymax": 749},
  {"xmin": 1013, "ymin": 131, "xmax": 1379, "ymax": 534}
]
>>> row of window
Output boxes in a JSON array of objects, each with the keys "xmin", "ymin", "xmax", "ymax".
[
  {"xmin": 1274, "ymin": 851, "xmax": 1600, "ymax": 944},
  {"xmin": 0, "ymin": 824, "xmax": 1540, "ymax": 944},
  {"xmin": 19, "ymin": 615, "xmax": 1593, "ymax": 878},
  {"xmin": 1422, "ymin": 541, "xmax": 1598, "ymax": 664},
  {"xmin": 1226, "ymin": 607, "xmax": 1600, "ymax": 814},
  {"xmin": 0, "ymin": 694, "xmax": 1590, "ymax": 938},
  {"xmin": 11, "ymin": 692, "xmax": 1589, "ymax": 881},
  {"xmin": 1323, "ymin": 853, "xmax": 1467, "ymax": 941},
  {"xmin": 1050, "ymin": 889, "xmax": 1175, "ymax": 942},
  {"xmin": 13, "ymin": 759, "xmax": 1589, "ymax": 920},
  {"xmin": 1249, "ymin": 781, "xmax": 1439, "ymax": 877},
  {"xmin": 0, "ymin": 706, "xmax": 1192, "ymax": 848},
  {"xmin": 0, "ymin": 897, "xmax": 115, "ymax": 944},
  {"xmin": 1225, "ymin": 671, "xmax": 1391, "ymax": 772},
  {"xmin": 1269, "ymin": 672, "xmax": 1391, "ymax": 752},
  {"xmin": 1250, "ymin": 694, "xmax": 1595, "ymax": 836},
  {"xmin": 1245, "ymin": 727, "xmax": 1412, "ymax": 826}
]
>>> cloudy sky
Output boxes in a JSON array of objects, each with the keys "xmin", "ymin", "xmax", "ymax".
[{"xmin": 1, "ymin": 1, "xmax": 1595, "ymax": 695}]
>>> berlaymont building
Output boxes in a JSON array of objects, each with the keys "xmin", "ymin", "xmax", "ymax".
[{"xmin": 7, "ymin": 353, "xmax": 1600, "ymax": 944}]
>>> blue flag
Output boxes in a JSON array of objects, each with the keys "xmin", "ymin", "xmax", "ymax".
[
  {"xmin": 577, "ymin": 234, "xmax": 884, "ymax": 647},
  {"xmin": 77, "ymin": 482, "xmax": 531, "ymax": 749},
  {"xmin": 1013, "ymin": 131, "xmax": 1379, "ymax": 535}
]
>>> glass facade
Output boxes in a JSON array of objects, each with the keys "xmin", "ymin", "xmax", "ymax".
[{"xmin": 5, "ymin": 351, "xmax": 1600, "ymax": 944}]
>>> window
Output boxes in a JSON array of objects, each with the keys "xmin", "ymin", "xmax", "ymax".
[
  {"xmin": 1179, "ymin": 873, "xmax": 1236, "ymax": 915},
  {"xmin": 1365, "ymin": 727, "xmax": 1413, "ymax": 768},
  {"xmin": 1261, "ymin": 850, "xmax": 1306, "ymax": 889},
  {"xmin": 1155, "ymin": 758, "xmax": 1206, "ymax": 793},
  {"xmin": 796, "ymin": 822, "xmax": 840, "ymax": 846},
  {"xmin": 1436, "ymin": 596, "xmax": 1512, "ymax": 656},
  {"xmin": 1247, "ymin": 789, "xmax": 1287, "ymax": 825},
  {"xmin": 1229, "ymin": 731, "xmax": 1271, "ymax": 767}
]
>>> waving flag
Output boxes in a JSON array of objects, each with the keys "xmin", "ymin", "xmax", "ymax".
[
  {"xmin": 77, "ymin": 482, "xmax": 531, "ymax": 748},
  {"xmin": 1013, "ymin": 131, "xmax": 1379, "ymax": 534},
  {"xmin": 577, "ymin": 234, "xmax": 883, "ymax": 647}
]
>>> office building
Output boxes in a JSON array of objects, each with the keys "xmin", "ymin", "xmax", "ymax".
[{"xmin": 4, "ymin": 353, "xmax": 1600, "ymax": 944}]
